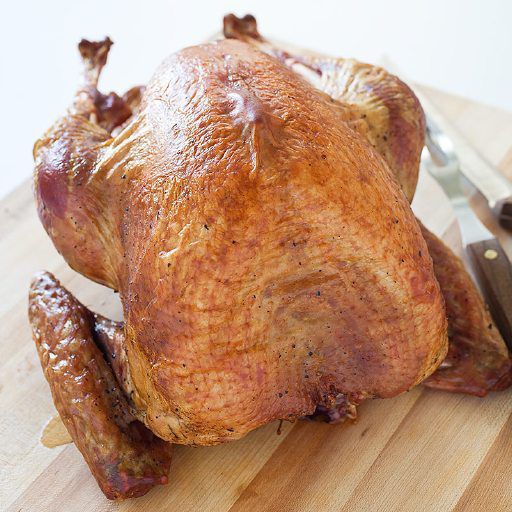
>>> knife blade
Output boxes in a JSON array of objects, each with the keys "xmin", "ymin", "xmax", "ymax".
[{"xmin": 423, "ymin": 116, "xmax": 512, "ymax": 350}]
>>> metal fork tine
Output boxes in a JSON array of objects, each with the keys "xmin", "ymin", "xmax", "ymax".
[{"xmin": 422, "ymin": 118, "xmax": 493, "ymax": 246}]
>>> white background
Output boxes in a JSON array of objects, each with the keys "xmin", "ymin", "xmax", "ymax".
[{"xmin": 1, "ymin": 0, "xmax": 511, "ymax": 199}]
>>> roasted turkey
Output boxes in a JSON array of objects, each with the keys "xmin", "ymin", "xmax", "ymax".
[{"xmin": 29, "ymin": 14, "xmax": 511, "ymax": 499}]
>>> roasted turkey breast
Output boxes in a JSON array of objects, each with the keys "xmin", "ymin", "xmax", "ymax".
[{"xmin": 29, "ymin": 15, "xmax": 510, "ymax": 499}]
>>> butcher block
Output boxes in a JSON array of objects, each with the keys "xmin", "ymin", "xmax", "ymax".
[{"xmin": 2, "ymin": 85, "xmax": 512, "ymax": 512}]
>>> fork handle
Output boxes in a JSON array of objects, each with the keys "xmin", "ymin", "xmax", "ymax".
[
  {"xmin": 493, "ymin": 195, "xmax": 512, "ymax": 232},
  {"xmin": 467, "ymin": 238, "xmax": 512, "ymax": 351}
]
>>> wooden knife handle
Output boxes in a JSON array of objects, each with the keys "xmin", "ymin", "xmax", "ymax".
[
  {"xmin": 493, "ymin": 196, "xmax": 512, "ymax": 232},
  {"xmin": 467, "ymin": 238, "xmax": 512, "ymax": 351}
]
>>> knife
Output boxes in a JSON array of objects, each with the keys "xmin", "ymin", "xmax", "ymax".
[
  {"xmin": 415, "ymin": 90, "xmax": 512, "ymax": 230},
  {"xmin": 423, "ymin": 115, "xmax": 512, "ymax": 350}
]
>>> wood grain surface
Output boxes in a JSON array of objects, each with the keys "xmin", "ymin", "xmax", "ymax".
[{"xmin": 2, "ymin": 86, "xmax": 512, "ymax": 512}]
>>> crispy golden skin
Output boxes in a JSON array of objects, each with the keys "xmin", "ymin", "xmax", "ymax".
[
  {"xmin": 223, "ymin": 13, "xmax": 511, "ymax": 399},
  {"xmin": 28, "ymin": 14, "xmax": 510, "ymax": 500},
  {"xmin": 224, "ymin": 14, "xmax": 425, "ymax": 203},
  {"xmin": 33, "ymin": 35, "xmax": 448, "ymax": 444}
]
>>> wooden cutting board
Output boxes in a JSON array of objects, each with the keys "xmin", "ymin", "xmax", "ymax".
[{"xmin": 2, "ymin": 86, "xmax": 512, "ymax": 512}]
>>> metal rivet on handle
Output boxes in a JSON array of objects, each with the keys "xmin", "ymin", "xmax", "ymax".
[{"xmin": 484, "ymin": 249, "xmax": 498, "ymax": 260}]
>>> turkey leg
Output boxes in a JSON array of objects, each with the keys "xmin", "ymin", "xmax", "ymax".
[{"xmin": 33, "ymin": 39, "xmax": 139, "ymax": 289}]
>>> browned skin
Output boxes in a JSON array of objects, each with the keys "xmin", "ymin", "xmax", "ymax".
[
  {"xmin": 419, "ymin": 226, "xmax": 512, "ymax": 395},
  {"xmin": 33, "ymin": 35, "xmax": 448, "ymax": 440},
  {"xmin": 223, "ymin": 14, "xmax": 512, "ymax": 398},
  {"xmin": 28, "ymin": 15, "xmax": 510, "ymax": 499},
  {"xmin": 223, "ymin": 14, "xmax": 425, "ymax": 203},
  {"xmin": 29, "ymin": 272, "xmax": 172, "ymax": 500}
]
